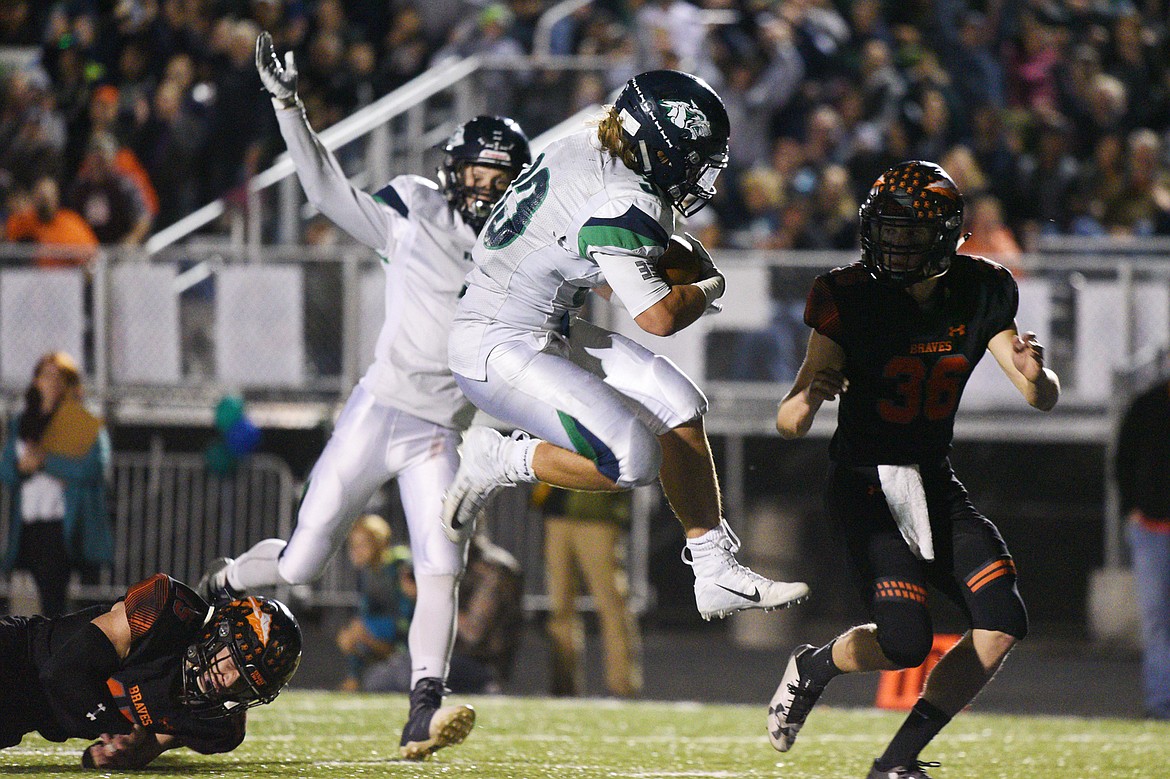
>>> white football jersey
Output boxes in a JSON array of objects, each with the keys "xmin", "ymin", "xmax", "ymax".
[
  {"xmin": 449, "ymin": 128, "xmax": 676, "ymax": 380},
  {"xmin": 276, "ymin": 106, "xmax": 478, "ymax": 429}
]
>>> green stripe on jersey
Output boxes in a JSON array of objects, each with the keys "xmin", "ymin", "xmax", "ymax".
[{"xmin": 578, "ymin": 225, "xmax": 661, "ymax": 258}]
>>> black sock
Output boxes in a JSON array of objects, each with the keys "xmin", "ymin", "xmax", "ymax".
[
  {"xmin": 875, "ymin": 700, "xmax": 951, "ymax": 770},
  {"xmin": 800, "ymin": 640, "xmax": 844, "ymax": 686}
]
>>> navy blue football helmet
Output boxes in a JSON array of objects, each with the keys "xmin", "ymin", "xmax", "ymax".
[
  {"xmin": 438, "ymin": 115, "xmax": 531, "ymax": 232},
  {"xmin": 613, "ymin": 70, "xmax": 730, "ymax": 216},
  {"xmin": 859, "ymin": 160, "xmax": 965, "ymax": 287}
]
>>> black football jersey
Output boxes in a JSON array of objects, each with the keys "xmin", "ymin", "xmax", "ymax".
[
  {"xmin": 103, "ymin": 574, "xmax": 246, "ymax": 754},
  {"xmin": 804, "ymin": 255, "xmax": 1018, "ymax": 465},
  {"xmin": 26, "ymin": 575, "xmax": 245, "ymax": 752}
]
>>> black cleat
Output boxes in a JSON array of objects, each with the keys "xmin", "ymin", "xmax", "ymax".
[
  {"xmin": 399, "ymin": 677, "xmax": 475, "ymax": 760},
  {"xmin": 867, "ymin": 760, "xmax": 942, "ymax": 778}
]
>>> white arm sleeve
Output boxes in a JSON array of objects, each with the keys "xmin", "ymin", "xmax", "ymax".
[
  {"xmin": 593, "ymin": 249, "xmax": 671, "ymax": 319},
  {"xmin": 275, "ymin": 104, "xmax": 397, "ymax": 254}
]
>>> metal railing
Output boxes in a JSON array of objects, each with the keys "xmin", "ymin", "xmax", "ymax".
[{"xmin": 0, "ymin": 452, "xmax": 302, "ymax": 604}]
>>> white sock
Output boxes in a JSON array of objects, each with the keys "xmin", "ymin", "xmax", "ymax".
[
  {"xmin": 501, "ymin": 434, "xmax": 539, "ymax": 483},
  {"xmin": 686, "ymin": 522, "xmax": 727, "ymax": 551},
  {"xmin": 409, "ymin": 573, "xmax": 459, "ymax": 689},
  {"xmin": 226, "ymin": 538, "xmax": 290, "ymax": 590}
]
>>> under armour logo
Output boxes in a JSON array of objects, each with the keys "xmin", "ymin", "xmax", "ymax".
[
  {"xmin": 948, "ymin": 324, "xmax": 966, "ymax": 337},
  {"xmin": 86, "ymin": 703, "xmax": 107, "ymax": 721}
]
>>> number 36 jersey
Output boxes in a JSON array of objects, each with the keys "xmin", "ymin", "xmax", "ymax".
[
  {"xmin": 805, "ymin": 255, "xmax": 1018, "ymax": 466},
  {"xmin": 449, "ymin": 129, "xmax": 676, "ymax": 381}
]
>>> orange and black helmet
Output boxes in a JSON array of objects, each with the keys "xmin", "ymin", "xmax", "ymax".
[
  {"xmin": 859, "ymin": 160, "xmax": 965, "ymax": 287},
  {"xmin": 180, "ymin": 596, "xmax": 302, "ymax": 719}
]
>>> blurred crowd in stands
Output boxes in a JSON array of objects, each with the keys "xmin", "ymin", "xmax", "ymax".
[{"xmin": 2, "ymin": 0, "xmax": 1170, "ymax": 258}]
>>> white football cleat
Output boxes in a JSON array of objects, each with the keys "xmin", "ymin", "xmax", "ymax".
[
  {"xmin": 684, "ymin": 521, "xmax": 809, "ymax": 620},
  {"xmin": 441, "ymin": 426, "xmax": 518, "ymax": 544}
]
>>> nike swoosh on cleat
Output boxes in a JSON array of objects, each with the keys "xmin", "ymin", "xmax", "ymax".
[{"xmin": 715, "ymin": 583, "xmax": 761, "ymax": 602}]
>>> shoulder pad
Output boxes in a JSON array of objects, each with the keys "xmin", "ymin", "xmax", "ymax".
[{"xmin": 826, "ymin": 262, "xmax": 871, "ymax": 287}]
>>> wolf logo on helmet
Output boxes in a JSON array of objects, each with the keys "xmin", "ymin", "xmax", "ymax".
[
  {"xmin": 660, "ymin": 99, "xmax": 712, "ymax": 140},
  {"xmin": 180, "ymin": 596, "xmax": 302, "ymax": 719}
]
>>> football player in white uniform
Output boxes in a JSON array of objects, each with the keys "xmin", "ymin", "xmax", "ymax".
[
  {"xmin": 199, "ymin": 32, "xmax": 531, "ymax": 760},
  {"xmin": 443, "ymin": 69, "xmax": 810, "ymax": 621}
]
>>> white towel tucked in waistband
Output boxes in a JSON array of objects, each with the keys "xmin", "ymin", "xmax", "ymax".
[{"xmin": 877, "ymin": 464, "xmax": 934, "ymax": 561}]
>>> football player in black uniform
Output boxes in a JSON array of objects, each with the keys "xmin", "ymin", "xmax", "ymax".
[
  {"xmin": 767, "ymin": 161, "xmax": 1060, "ymax": 779},
  {"xmin": 0, "ymin": 573, "xmax": 301, "ymax": 769}
]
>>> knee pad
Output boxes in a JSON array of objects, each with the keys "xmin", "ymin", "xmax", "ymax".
[
  {"xmin": 873, "ymin": 579, "xmax": 933, "ymax": 668},
  {"xmin": 615, "ymin": 419, "xmax": 661, "ymax": 488},
  {"xmin": 648, "ymin": 355, "xmax": 708, "ymax": 427},
  {"xmin": 966, "ymin": 558, "xmax": 1029, "ymax": 640}
]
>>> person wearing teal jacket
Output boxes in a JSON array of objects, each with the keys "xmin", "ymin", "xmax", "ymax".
[{"xmin": 0, "ymin": 352, "xmax": 113, "ymax": 616}]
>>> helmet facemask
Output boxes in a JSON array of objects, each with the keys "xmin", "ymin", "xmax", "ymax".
[
  {"xmin": 438, "ymin": 160, "xmax": 515, "ymax": 233},
  {"xmin": 859, "ymin": 161, "xmax": 964, "ymax": 288},
  {"xmin": 437, "ymin": 116, "xmax": 531, "ymax": 233},
  {"xmin": 179, "ymin": 596, "xmax": 302, "ymax": 720}
]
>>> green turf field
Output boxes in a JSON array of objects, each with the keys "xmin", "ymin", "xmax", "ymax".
[{"xmin": 6, "ymin": 691, "xmax": 1169, "ymax": 778}]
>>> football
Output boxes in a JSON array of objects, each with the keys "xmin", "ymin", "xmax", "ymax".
[{"xmin": 656, "ymin": 235, "xmax": 705, "ymax": 285}]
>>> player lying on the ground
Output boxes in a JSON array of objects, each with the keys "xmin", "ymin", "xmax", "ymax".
[{"xmin": 0, "ymin": 573, "xmax": 301, "ymax": 770}]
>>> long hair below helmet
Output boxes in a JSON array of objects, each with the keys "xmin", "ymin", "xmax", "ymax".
[
  {"xmin": 858, "ymin": 160, "xmax": 965, "ymax": 287},
  {"xmin": 180, "ymin": 595, "xmax": 302, "ymax": 719}
]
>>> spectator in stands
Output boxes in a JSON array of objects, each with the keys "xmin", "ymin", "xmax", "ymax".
[
  {"xmin": 1115, "ymin": 375, "xmax": 1170, "ymax": 720},
  {"xmin": 0, "ymin": 352, "xmax": 112, "ymax": 617},
  {"xmin": 0, "ymin": 68, "xmax": 67, "ymax": 186},
  {"xmin": 961, "ymin": 193, "xmax": 1023, "ymax": 272},
  {"xmin": 336, "ymin": 515, "xmax": 415, "ymax": 692},
  {"xmin": 633, "ymin": 0, "xmax": 708, "ymax": 74},
  {"xmin": 376, "ymin": 6, "xmax": 431, "ymax": 93},
  {"xmin": 803, "ymin": 163, "xmax": 857, "ymax": 250},
  {"xmin": 4, "ymin": 175, "xmax": 98, "ymax": 267},
  {"xmin": 66, "ymin": 132, "xmax": 152, "ymax": 246},
  {"xmin": 542, "ymin": 487, "xmax": 642, "ymax": 698},
  {"xmin": 942, "ymin": 10, "xmax": 1005, "ymax": 113},
  {"xmin": 1105, "ymin": 127, "xmax": 1170, "ymax": 235},
  {"xmin": 79, "ymin": 85, "xmax": 160, "ymax": 220},
  {"xmin": 1078, "ymin": 132, "xmax": 1127, "ymax": 234},
  {"xmin": 202, "ymin": 18, "xmax": 269, "ymax": 202},
  {"xmin": 133, "ymin": 79, "xmax": 204, "ymax": 229},
  {"xmin": 432, "ymin": 4, "xmax": 527, "ymax": 117},
  {"xmin": 1015, "ymin": 118, "xmax": 1079, "ymax": 235}
]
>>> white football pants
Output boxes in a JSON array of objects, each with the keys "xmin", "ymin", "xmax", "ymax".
[
  {"xmin": 225, "ymin": 382, "xmax": 464, "ymax": 686},
  {"xmin": 454, "ymin": 318, "xmax": 708, "ymax": 488}
]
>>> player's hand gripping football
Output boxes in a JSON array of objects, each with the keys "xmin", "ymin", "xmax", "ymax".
[
  {"xmin": 255, "ymin": 31, "xmax": 299, "ymax": 107},
  {"xmin": 1012, "ymin": 330, "xmax": 1046, "ymax": 382},
  {"xmin": 684, "ymin": 232, "xmax": 724, "ymax": 314}
]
